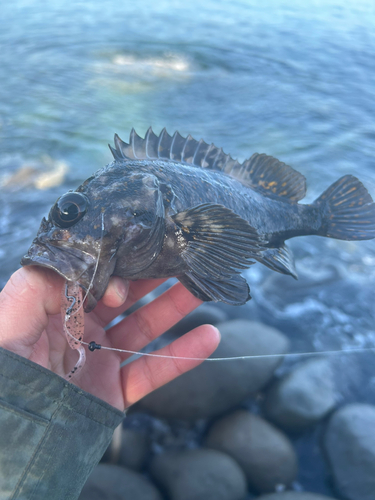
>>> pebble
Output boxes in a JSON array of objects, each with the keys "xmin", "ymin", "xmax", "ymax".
[
  {"xmin": 166, "ymin": 303, "xmax": 229, "ymax": 336},
  {"xmin": 78, "ymin": 463, "xmax": 162, "ymax": 500},
  {"xmin": 150, "ymin": 448, "xmax": 247, "ymax": 500},
  {"xmin": 137, "ymin": 320, "xmax": 289, "ymax": 420},
  {"xmin": 204, "ymin": 410, "xmax": 298, "ymax": 493},
  {"xmin": 256, "ymin": 492, "xmax": 338, "ymax": 499},
  {"xmin": 102, "ymin": 426, "xmax": 151, "ymax": 471},
  {"xmin": 324, "ymin": 403, "xmax": 375, "ymax": 500},
  {"xmin": 264, "ymin": 358, "xmax": 337, "ymax": 431}
]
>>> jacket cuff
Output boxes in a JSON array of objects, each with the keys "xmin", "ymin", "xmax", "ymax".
[{"xmin": 0, "ymin": 347, "xmax": 125, "ymax": 500}]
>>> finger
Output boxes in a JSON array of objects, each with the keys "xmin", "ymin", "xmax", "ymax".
[
  {"xmin": 121, "ymin": 324, "xmax": 221, "ymax": 407},
  {"xmin": 106, "ymin": 282, "xmax": 202, "ymax": 362},
  {"xmin": 101, "ymin": 277, "xmax": 130, "ymax": 308},
  {"xmin": 93, "ymin": 278, "xmax": 168, "ymax": 326},
  {"xmin": 0, "ymin": 267, "xmax": 63, "ymax": 356}
]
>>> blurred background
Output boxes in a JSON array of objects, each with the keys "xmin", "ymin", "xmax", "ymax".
[{"xmin": 1, "ymin": 1, "xmax": 375, "ymax": 499}]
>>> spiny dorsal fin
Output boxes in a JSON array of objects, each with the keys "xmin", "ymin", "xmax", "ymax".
[
  {"xmin": 144, "ymin": 127, "xmax": 159, "ymax": 158},
  {"xmin": 109, "ymin": 127, "xmax": 238, "ymax": 169},
  {"xmin": 109, "ymin": 129, "xmax": 306, "ymax": 202}
]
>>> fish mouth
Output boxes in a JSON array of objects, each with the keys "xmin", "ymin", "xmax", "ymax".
[{"xmin": 21, "ymin": 241, "xmax": 99, "ymax": 311}]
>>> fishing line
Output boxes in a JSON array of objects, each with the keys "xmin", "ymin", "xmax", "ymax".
[
  {"xmin": 64, "ymin": 212, "xmax": 104, "ymax": 322},
  {"xmin": 63, "ymin": 327, "xmax": 375, "ymax": 361},
  {"xmin": 78, "ymin": 212, "xmax": 104, "ymax": 314}
]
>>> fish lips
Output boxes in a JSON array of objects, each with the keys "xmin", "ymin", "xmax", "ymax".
[{"xmin": 21, "ymin": 241, "xmax": 99, "ymax": 312}]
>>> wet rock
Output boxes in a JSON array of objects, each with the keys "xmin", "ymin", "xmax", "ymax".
[
  {"xmin": 0, "ymin": 156, "xmax": 68, "ymax": 191},
  {"xmin": 117, "ymin": 428, "xmax": 151, "ymax": 470},
  {"xmin": 150, "ymin": 448, "xmax": 247, "ymax": 500},
  {"xmin": 264, "ymin": 358, "xmax": 337, "ymax": 431},
  {"xmin": 167, "ymin": 303, "xmax": 228, "ymax": 336},
  {"xmin": 79, "ymin": 464, "xmax": 162, "ymax": 500},
  {"xmin": 137, "ymin": 320, "xmax": 289, "ymax": 420},
  {"xmin": 324, "ymin": 403, "xmax": 375, "ymax": 500},
  {"xmin": 102, "ymin": 425, "xmax": 151, "ymax": 471},
  {"xmin": 256, "ymin": 493, "xmax": 337, "ymax": 500},
  {"xmin": 205, "ymin": 410, "xmax": 298, "ymax": 493}
]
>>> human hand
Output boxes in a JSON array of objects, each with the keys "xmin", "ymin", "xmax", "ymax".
[{"xmin": 0, "ymin": 267, "xmax": 220, "ymax": 410}]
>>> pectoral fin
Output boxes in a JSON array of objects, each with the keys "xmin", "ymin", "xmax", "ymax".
[
  {"xmin": 172, "ymin": 203, "xmax": 262, "ymax": 279},
  {"xmin": 172, "ymin": 203, "xmax": 262, "ymax": 305},
  {"xmin": 179, "ymin": 272, "xmax": 251, "ymax": 305}
]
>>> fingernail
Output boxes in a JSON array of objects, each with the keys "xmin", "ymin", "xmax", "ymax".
[{"xmin": 115, "ymin": 278, "xmax": 130, "ymax": 302}]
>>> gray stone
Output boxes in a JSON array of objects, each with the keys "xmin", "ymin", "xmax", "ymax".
[
  {"xmin": 117, "ymin": 428, "xmax": 150, "ymax": 470},
  {"xmin": 150, "ymin": 448, "xmax": 247, "ymax": 500},
  {"xmin": 205, "ymin": 410, "xmax": 298, "ymax": 493},
  {"xmin": 137, "ymin": 320, "xmax": 289, "ymax": 420},
  {"xmin": 167, "ymin": 303, "xmax": 229, "ymax": 336},
  {"xmin": 102, "ymin": 426, "xmax": 151, "ymax": 471},
  {"xmin": 256, "ymin": 493, "xmax": 337, "ymax": 500},
  {"xmin": 79, "ymin": 464, "xmax": 162, "ymax": 500},
  {"xmin": 264, "ymin": 358, "xmax": 337, "ymax": 431},
  {"xmin": 324, "ymin": 403, "xmax": 375, "ymax": 500}
]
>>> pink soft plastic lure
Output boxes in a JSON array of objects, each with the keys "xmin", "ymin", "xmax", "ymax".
[{"xmin": 61, "ymin": 281, "xmax": 86, "ymax": 380}]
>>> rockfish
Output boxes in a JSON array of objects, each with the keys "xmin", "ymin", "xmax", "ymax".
[{"xmin": 21, "ymin": 129, "xmax": 375, "ymax": 311}]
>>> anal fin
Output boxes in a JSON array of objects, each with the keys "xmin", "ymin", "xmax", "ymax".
[{"xmin": 257, "ymin": 244, "xmax": 298, "ymax": 279}]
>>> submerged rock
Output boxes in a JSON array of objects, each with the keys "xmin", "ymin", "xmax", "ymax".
[
  {"xmin": 166, "ymin": 303, "xmax": 228, "ymax": 336},
  {"xmin": 79, "ymin": 464, "xmax": 162, "ymax": 500},
  {"xmin": 264, "ymin": 358, "xmax": 337, "ymax": 431},
  {"xmin": 256, "ymin": 492, "xmax": 337, "ymax": 499},
  {"xmin": 137, "ymin": 320, "xmax": 288, "ymax": 420},
  {"xmin": 204, "ymin": 410, "xmax": 298, "ymax": 493},
  {"xmin": 324, "ymin": 403, "xmax": 375, "ymax": 500},
  {"xmin": 1, "ymin": 156, "xmax": 68, "ymax": 191},
  {"xmin": 150, "ymin": 448, "xmax": 247, "ymax": 500}
]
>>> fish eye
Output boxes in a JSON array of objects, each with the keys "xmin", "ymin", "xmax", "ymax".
[{"xmin": 51, "ymin": 192, "xmax": 89, "ymax": 228}]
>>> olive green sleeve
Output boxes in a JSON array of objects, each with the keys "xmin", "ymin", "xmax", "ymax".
[{"xmin": 0, "ymin": 347, "xmax": 125, "ymax": 500}]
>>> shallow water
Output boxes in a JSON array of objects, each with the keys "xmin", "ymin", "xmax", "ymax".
[{"xmin": 1, "ymin": 1, "xmax": 375, "ymax": 493}]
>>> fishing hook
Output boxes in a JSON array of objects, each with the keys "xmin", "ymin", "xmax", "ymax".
[{"xmin": 65, "ymin": 283, "xmax": 77, "ymax": 316}]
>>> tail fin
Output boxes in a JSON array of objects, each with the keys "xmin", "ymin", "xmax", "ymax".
[{"xmin": 314, "ymin": 175, "xmax": 375, "ymax": 241}]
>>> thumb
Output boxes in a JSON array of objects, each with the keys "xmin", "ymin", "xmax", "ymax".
[{"xmin": 0, "ymin": 267, "xmax": 63, "ymax": 356}]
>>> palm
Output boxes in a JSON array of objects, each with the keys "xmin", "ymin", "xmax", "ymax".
[{"xmin": 0, "ymin": 268, "xmax": 220, "ymax": 411}]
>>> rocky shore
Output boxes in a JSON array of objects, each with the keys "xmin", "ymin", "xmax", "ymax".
[{"xmin": 79, "ymin": 307, "xmax": 375, "ymax": 500}]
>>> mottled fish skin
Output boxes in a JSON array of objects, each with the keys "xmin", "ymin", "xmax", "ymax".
[{"xmin": 21, "ymin": 128, "xmax": 375, "ymax": 311}]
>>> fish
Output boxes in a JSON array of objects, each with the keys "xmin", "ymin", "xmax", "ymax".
[{"xmin": 21, "ymin": 128, "xmax": 375, "ymax": 312}]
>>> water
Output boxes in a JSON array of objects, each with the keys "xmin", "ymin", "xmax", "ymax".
[
  {"xmin": 1, "ymin": 0, "xmax": 375, "ymax": 495},
  {"xmin": 3, "ymin": 0, "xmax": 374, "ymax": 334}
]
